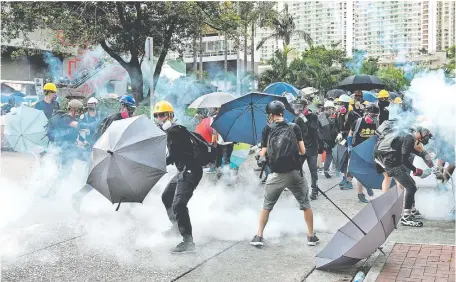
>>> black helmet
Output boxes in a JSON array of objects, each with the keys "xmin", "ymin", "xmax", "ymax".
[
  {"xmin": 413, "ymin": 126, "xmax": 433, "ymax": 145},
  {"xmin": 266, "ymin": 100, "xmax": 285, "ymax": 115},
  {"xmin": 365, "ymin": 104, "xmax": 379, "ymax": 114}
]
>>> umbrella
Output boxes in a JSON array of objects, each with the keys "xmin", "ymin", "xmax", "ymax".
[
  {"xmin": 332, "ymin": 143, "xmax": 348, "ymax": 172},
  {"xmin": 87, "ymin": 115, "xmax": 167, "ymax": 210},
  {"xmin": 188, "ymin": 92, "xmax": 235, "ymax": 109},
  {"xmin": 211, "ymin": 92, "xmax": 296, "ymax": 145},
  {"xmin": 362, "ymin": 91, "xmax": 377, "ymax": 103},
  {"xmin": 326, "ymin": 89, "xmax": 347, "ymax": 99},
  {"xmin": 3, "ymin": 105, "xmax": 49, "ymax": 154},
  {"xmin": 230, "ymin": 143, "xmax": 251, "ymax": 169},
  {"xmin": 316, "ymin": 185, "xmax": 404, "ymax": 269},
  {"xmin": 389, "ymin": 91, "xmax": 399, "ymax": 100},
  {"xmin": 263, "ymin": 82, "xmax": 301, "ymax": 97},
  {"xmin": 338, "ymin": 75, "xmax": 385, "ymax": 92},
  {"xmin": 348, "ymin": 136, "xmax": 395, "ymax": 189},
  {"xmin": 301, "ymin": 87, "xmax": 319, "ymax": 96},
  {"xmin": 194, "ymin": 117, "xmax": 213, "ymax": 143}
]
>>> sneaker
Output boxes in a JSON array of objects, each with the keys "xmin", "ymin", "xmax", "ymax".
[
  {"xmin": 310, "ymin": 188, "xmax": 318, "ymax": 201},
  {"xmin": 261, "ymin": 177, "xmax": 268, "ymax": 184},
  {"xmin": 400, "ymin": 214, "xmax": 423, "ymax": 227},
  {"xmin": 324, "ymin": 171, "xmax": 331, "ymax": 179},
  {"xmin": 205, "ymin": 167, "xmax": 217, "ymax": 174},
  {"xmin": 339, "ymin": 177, "xmax": 347, "ymax": 187},
  {"xmin": 366, "ymin": 187, "xmax": 374, "ymax": 197},
  {"xmin": 307, "ymin": 234, "xmax": 320, "ymax": 246},
  {"xmin": 250, "ymin": 235, "xmax": 264, "ymax": 246},
  {"xmin": 411, "ymin": 209, "xmax": 423, "ymax": 219},
  {"xmin": 341, "ymin": 181, "xmax": 353, "ymax": 190},
  {"xmin": 358, "ymin": 193, "xmax": 368, "ymax": 203},
  {"xmin": 171, "ymin": 241, "xmax": 196, "ymax": 253}
]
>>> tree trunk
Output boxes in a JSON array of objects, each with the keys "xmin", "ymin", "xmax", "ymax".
[
  {"xmin": 199, "ymin": 32, "xmax": 203, "ymax": 80},
  {"xmin": 250, "ymin": 22, "xmax": 255, "ymax": 90},
  {"xmin": 127, "ymin": 63, "xmax": 143, "ymax": 103},
  {"xmin": 153, "ymin": 47, "xmax": 168, "ymax": 92},
  {"xmin": 224, "ymin": 33, "xmax": 228, "ymax": 89},
  {"xmin": 244, "ymin": 25, "xmax": 248, "ymax": 73},
  {"xmin": 193, "ymin": 36, "xmax": 197, "ymax": 74}
]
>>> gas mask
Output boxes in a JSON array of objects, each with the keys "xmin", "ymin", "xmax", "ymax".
[
  {"xmin": 120, "ymin": 107, "xmax": 130, "ymax": 119},
  {"xmin": 87, "ymin": 105, "xmax": 96, "ymax": 111},
  {"xmin": 339, "ymin": 107, "xmax": 347, "ymax": 115},
  {"xmin": 420, "ymin": 133, "xmax": 432, "ymax": 145},
  {"xmin": 303, "ymin": 107, "xmax": 309, "ymax": 116},
  {"xmin": 293, "ymin": 104, "xmax": 304, "ymax": 115},
  {"xmin": 364, "ymin": 114, "xmax": 378, "ymax": 124}
]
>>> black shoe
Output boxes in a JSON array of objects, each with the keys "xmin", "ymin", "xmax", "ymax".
[
  {"xmin": 261, "ymin": 177, "xmax": 268, "ymax": 184},
  {"xmin": 310, "ymin": 188, "xmax": 318, "ymax": 200},
  {"xmin": 358, "ymin": 193, "xmax": 368, "ymax": 203},
  {"xmin": 307, "ymin": 234, "xmax": 320, "ymax": 246},
  {"xmin": 400, "ymin": 214, "xmax": 423, "ymax": 227},
  {"xmin": 250, "ymin": 235, "xmax": 264, "ymax": 246},
  {"xmin": 324, "ymin": 171, "xmax": 331, "ymax": 178},
  {"xmin": 366, "ymin": 187, "xmax": 374, "ymax": 197},
  {"xmin": 171, "ymin": 241, "xmax": 196, "ymax": 253}
]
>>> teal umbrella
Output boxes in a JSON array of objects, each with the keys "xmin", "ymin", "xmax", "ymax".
[{"xmin": 3, "ymin": 105, "xmax": 49, "ymax": 154}]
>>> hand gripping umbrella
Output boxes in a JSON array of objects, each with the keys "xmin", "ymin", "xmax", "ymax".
[
  {"xmin": 348, "ymin": 136, "xmax": 395, "ymax": 189},
  {"xmin": 316, "ymin": 185, "xmax": 404, "ymax": 269},
  {"xmin": 87, "ymin": 115, "xmax": 167, "ymax": 210},
  {"xmin": 188, "ymin": 92, "xmax": 235, "ymax": 109}
]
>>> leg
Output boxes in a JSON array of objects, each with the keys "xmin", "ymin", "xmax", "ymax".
[
  {"xmin": 162, "ymin": 173, "xmax": 180, "ymax": 224},
  {"xmin": 323, "ymin": 148, "xmax": 333, "ymax": 172},
  {"xmin": 223, "ymin": 143, "xmax": 234, "ymax": 166},
  {"xmin": 306, "ymin": 154, "xmax": 319, "ymax": 187},
  {"xmin": 356, "ymin": 179, "xmax": 368, "ymax": 203},
  {"xmin": 382, "ymin": 172, "xmax": 392, "ymax": 193},
  {"xmin": 215, "ymin": 144, "xmax": 223, "ymax": 168}
]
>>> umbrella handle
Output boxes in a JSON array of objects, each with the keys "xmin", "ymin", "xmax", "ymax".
[
  {"xmin": 115, "ymin": 198, "xmax": 122, "ymax": 211},
  {"xmin": 392, "ymin": 214, "xmax": 397, "ymax": 229},
  {"xmin": 259, "ymin": 162, "xmax": 266, "ymax": 179}
]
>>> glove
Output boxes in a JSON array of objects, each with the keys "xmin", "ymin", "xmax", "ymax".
[
  {"xmin": 336, "ymin": 133, "xmax": 343, "ymax": 142},
  {"xmin": 414, "ymin": 168, "xmax": 432, "ymax": 179},
  {"xmin": 322, "ymin": 141, "xmax": 329, "ymax": 149},
  {"xmin": 256, "ymin": 156, "xmax": 266, "ymax": 167}
]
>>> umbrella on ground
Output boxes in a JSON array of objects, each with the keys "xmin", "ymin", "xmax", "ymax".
[
  {"xmin": 332, "ymin": 143, "xmax": 348, "ymax": 172},
  {"xmin": 3, "ymin": 105, "xmax": 49, "ymax": 154},
  {"xmin": 316, "ymin": 185, "xmax": 404, "ymax": 269},
  {"xmin": 301, "ymin": 87, "xmax": 319, "ymax": 96},
  {"xmin": 326, "ymin": 89, "xmax": 347, "ymax": 99},
  {"xmin": 211, "ymin": 92, "xmax": 296, "ymax": 145},
  {"xmin": 87, "ymin": 115, "xmax": 167, "ymax": 210},
  {"xmin": 348, "ymin": 136, "xmax": 395, "ymax": 189},
  {"xmin": 263, "ymin": 82, "xmax": 301, "ymax": 97},
  {"xmin": 338, "ymin": 75, "xmax": 385, "ymax": 92},
  {"xmin": 188, "ymin": 92, "xmax": 235, "ymax": 109},
  {"xmin": 362, "ymin": 91, "xmax": 377, "ymax": 103},
  {"xmin": 194, "ymin": 117, "xmax": 213, "ymax": 143}
]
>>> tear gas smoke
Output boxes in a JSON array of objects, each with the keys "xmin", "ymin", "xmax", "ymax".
[
  {"xmin": 345, "ymin": 50, "xmax": 367, "ymax": 74},
  {"xmin": 43, "ymin": 52, "xmax": 63, "ymax": 83}
]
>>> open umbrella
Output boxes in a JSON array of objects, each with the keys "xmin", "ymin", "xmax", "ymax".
[
  {"xmin": 332, "ymin": 143, "xmax": 348, "ymax": 172},
  {"xmin": 362, "ymin": 91, "xmax": 377, "ymax": 103},
  {"xmin": 348, "ymin": 136, "xmax": 395, "ymax": 189},
  {"xmin": 211, "ymin": 92, "xmax": 296, "ymax": 145},
  {"xmin": 326, "ymin": 89, "xmax": 346, "ymax": 99},
  {"xmin": 3, "ymin": 105, "xmax": 49, "ymax": 154},
  {"xmin": 188, "ymin": 92, "xmax": 235, "ymax": 109},
  {"xmin": 230, "ymin": 143, "xmax": 251, "ymax": 169},
  {"xmin": 263, "ymin": 82, "xmax": 301, "ymax": 97},
  {"xmin": 338, "ymin": 75, "xmax": 385, "ymax": 92},
  {"xmin": 316, "ymin": 185, "xmax": 404, "ymax": 269},
  {"xmin": 301, "ymin": 87, "xmax": 318, "ymax": 96},
  {"xmin": 87, "ymin": 115, "xmax": 167, "ymax": 210}
]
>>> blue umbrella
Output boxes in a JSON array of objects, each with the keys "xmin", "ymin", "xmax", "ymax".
[
  {"xmin": 363, "ymin": 91, "xmax": 377, "ymax": 102},
  {"xmin": 263, "ymin": 82, "xmax": 300, "ymax": 97},
  {"xmin": 348, "ymin": 136, "xmax": 395, "ymax": 189},
  {"xmin": 211, "ymin": 92, "xmax": 296, "ymax": 145}
]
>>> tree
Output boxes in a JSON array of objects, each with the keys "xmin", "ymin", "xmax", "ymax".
[
  {"xmin": 258, "ymin": 48, "xmax": 293, "ymax": 90},
  {"xmin": 444, "ymin": 45, "xmax": 455, "ymax": 76},
  {"xmin": 360, "ymin": 57, "xmax": 379, "ymax": 75},
  {"xmin": 1, "ymin": 2, "xmax": 203, "ymax": 103},
  {"xmin": 376, "ymin": 65, "xmax": 410, "ymax": 91}
]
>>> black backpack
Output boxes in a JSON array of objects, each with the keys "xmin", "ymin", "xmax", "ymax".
[
  {"xmin": 170, "ymin": 125, "xmax": 216, "ymax": 166},
  {"xmin": 267, "ymin": 122, "xmax": 301, "ymax": 173}
]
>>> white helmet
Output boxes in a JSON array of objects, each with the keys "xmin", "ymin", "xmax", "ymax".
[
  {"xmin": 87, "ymin": 97, "xmax": 99, "ymax": 104},
  {"xmin": 324, "ymin": 100, "xmax": 335, "ymax": 108},
  {"xmin": 338, "ymin": 94, "xmax": 350, "ymax": 103}
]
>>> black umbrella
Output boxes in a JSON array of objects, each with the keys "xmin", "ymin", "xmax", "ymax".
[
  {"xmin": 326, "ymin": 89, "xmax": 347, "ymax": 99},
  {"xmin": 338, "ymin": 75, "xmax": 385, "ymax": 92}
]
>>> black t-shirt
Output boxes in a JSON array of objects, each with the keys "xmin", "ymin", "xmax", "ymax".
[
  {"xmin": 382, "ymin": 134, "xmax": 418, "ymax": 171},
  {"xmin": 337, "ymin": 111, "xmax": 360, "ymax": 139},
  {"xmin": 294, "ymin": 113, "xmax": 319, "ymax": 155},
  {"xmin": 35, "ymin": 100, "xmax": 59, "ymax": 119},
  {"xmin": 350, "ymin": 118, "xmax": 377, "ymax": 147},
  {"xmin": 166, "ymin": 124, "xmax": 198, "ymax": 170},
  {"xmin": 261, "ymin": 121, "xmax": 303, "ymax": 148},
  {"xmin": 379, "ymin": 108, "xmax": 389, "ymax": 126}
]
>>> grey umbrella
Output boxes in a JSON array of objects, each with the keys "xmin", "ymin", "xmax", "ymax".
[
  {"xmin": 332, "ymin": 143, "xmax": 348, "ymax": 172},
  {"xmin": 87, "ymin": 115, "xmax": 167, "ymax": 210},
  {"xmin": 316, "ymin": 185, "xmax": 404, "ymax": 269}
]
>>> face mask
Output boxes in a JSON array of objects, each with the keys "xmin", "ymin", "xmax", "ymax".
[
  {"xmin": 303, "ymin": 108, "xmax": 309, "ymax": 116},
  {"xmin": 120, "ymin": 108, "xmax": 129, "ymax": 119},
  {"xmin": 161, "ymin": 120, "xmax": 173, "ymax": 131},
  {"xmin": 379, "ymin": 100, "xmax": 390, "ymax": 108},
  {"xmin": 339, "ymin": 107, "xmax": 347, "ymax": 114},
  {"xmin": 420, "ymin": 134, "xmax": 431, "ymax": 145},
  {"xmin": 88, "ymin": 106, "xmax": 96, "ymax": 111},
  {"xmin": 365, "ymin": 115, "xmax": 374, "ymax": 124}
]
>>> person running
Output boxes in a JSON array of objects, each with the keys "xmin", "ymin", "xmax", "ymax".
[
  {"xmin": 377, "ymin": 90, "xmax": 390, "ymax": 125},
  {"xmin": 34, "ymin": 83, "xmax": 60, "ymax": 119},
  {"xmin": 374, "ymin": 125, "xmax": 434, "ymax": 227},
  {"xmin": 250, "ymin": 100, "xmax": 319, "ymax": 247},
  {"xmin": 347, "ymin": 104, "xmax": 379, "ymax": 203},
  {"xmin": 154, "ymin": 101, "xmax": 204, "ymax": 253},
  {"xmin": 293, "ymin": 98, "xmax": 320, "ymax": 200}
]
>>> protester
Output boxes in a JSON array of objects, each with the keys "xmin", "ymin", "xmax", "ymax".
[
  {"xmin": 155, "ymin": 100, "xmax": 204, "ymax": 253},
  {"xmin": 34, "ymin": 83, "xmax": 60, "ymax": 119},
  {"xmin": 251, "ymin": 100, "xmax": 319, "ymax": 247},
  {"xmin": 317, "ymin": 100, "xmax": 338, "ymax": 179},
  {"xmin": 1, "ymin": 97, "xmax": 16, "ymax": 115},
  {"xmin": 352, "ymin": 91, "xmax": 365, "ymax": 116},
  {"xmin": 347, "ymin": 104, "xmax": 379, "ymax": 203},
  {"xmin": 377, "ymin": 90, "xmax": 390, "ymax": 125},
  {"xmin": 210, "ymin": 107, "xmax": 234, "ymax": 172},
  {"xmin": 78, "ymin": 97, "xmax": 101, "ymax": 149},
  {"xmin": 293, "ymin": 98, "xmax": 320, "ymax": 200}
]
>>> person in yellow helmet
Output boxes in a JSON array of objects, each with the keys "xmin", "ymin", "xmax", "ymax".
[
  {"xmin": 393, "ymin": 97, "xmax": 403, "ymax": 104},
  {"xmin": 154, "ymin": 100, "xmax": 204, "ymax": 253},
  {"xmin": 377, "ymin": 90, "xmax": 390, "ymax": 125},
  {"xmin": 34, "ymin": 82, "xmax": 59, "ymax": 119}
]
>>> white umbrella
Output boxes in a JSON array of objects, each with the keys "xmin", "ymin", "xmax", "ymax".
[
  {"xmin": 188, "ymin": 92, "xmax": 235, "ymax": 109},
  {"xmin": 301, "ymin": 87, "xmax": 319, "ymax": 96}
]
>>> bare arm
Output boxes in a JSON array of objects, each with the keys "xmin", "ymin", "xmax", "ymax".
[
  {"xmin": 298, "ymin": 141, "xmax": 306, "ymax": 155},
  {"xmin": 259, "ymin": 147, "xmax": 267, "ymax": 158}
]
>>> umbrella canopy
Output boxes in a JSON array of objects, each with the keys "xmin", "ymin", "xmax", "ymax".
[
  {"xmin": 332, "ymin": 143, "xmax": 348, "ymax": 172},
  {"xmin": 326, "ymin": 89, "xmax": 347, "ymax": 99},
  {"xmin": 316, "ymin": 185, "xmax": 404, "ymax": 269},
  {"xmin": 230, "ymin": 143, "xmax": 251, "ymax": 169},
  {"xmin": 389, "ymin": 91, "xmax": 399, "ymax": 100},
  {"xmin": 263, "ymin": 82, "xmax": 301, "ymax": 97},
  {"xmin": 87, "ymin": 115, "xmax": 167, "ymax": 206},
  {"xmin": 362, "ymin": 91, "xmax": 377, "ymax": 103},
  {"xmin": 301, "ymin": 87, "xmax": 319, "ymax": 96},
  {"xmin": 348, "ymin": 136, "xmax": 395, "ymax": 189},
  {"xmin": 338, "ymin": 75, "xmax": 386, "ymax": 92},
  {"xmin": 188, "ymin": 92, "xmax": 235, "ymax": 109},
  {"xmin": 194, "ymin": 117, "xmax": 213, "ymax": 143},
  {"xmin": 3, "ymin": 105, "xmax": 49, "ymax": 154},
  {"xmin": 211, "ymin": 92, "xmax": 296, "ymax": 145}
]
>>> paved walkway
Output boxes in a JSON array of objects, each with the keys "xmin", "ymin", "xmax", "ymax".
[{"xmin": 377, "ymin": 243, "xmax": 455, "ymax": 282}]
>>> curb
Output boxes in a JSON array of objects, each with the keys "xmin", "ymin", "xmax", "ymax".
[{"xmin": 364, "ymin": 242, "xmax": 395, "ymax": 282}]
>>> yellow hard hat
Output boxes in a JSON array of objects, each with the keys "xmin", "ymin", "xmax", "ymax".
[
  {"xmin": 378, "ymin": 90, "xmax": 389, "ymax": 99},
  {"xmin": 349, "ymin": 98, "xmax": 354, "ymax": 105},
  {"xmin": 348, "ymin": 105, "xmax": 353, "ymax": 111},
  {"xmin": 43, "ymin": 83, "xmax": 57, "ymax": 93},
  {"xmin": 394, "ymin": 97, "xmax": 403, "ymax": 104},
  {"xmin": 334, "ymin": 98, "xmax": 339, "ymax": 103},
  {"xmin": 363, "ymin": 101, "xmax": 369, "ymax": 105},
  {"xmin": 153, "ymin": 101, "xmax": 174, "ymax": 114}
]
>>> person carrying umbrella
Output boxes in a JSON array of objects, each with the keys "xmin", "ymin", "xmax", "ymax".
[
  {"xmin": 154, "ymin": 100, "xmax": 204, "ymax": 253},
  {"xmin": 250, "ymin": 100, "xmax": 319, "ymax": 247},
  {"xmin": 292, "ymin": 98, "xmax": 320, "ymax": 200},
  {"xmin": 34, "ymin": 83, "xmax": 60, "ymax": 119},
  {"xmin": 347, "ymin": 104, "xmax": 379, "ymax": 203},
  {"xmin": 377, "ymin": 90, "xmax": 391, "ymax": 125}
]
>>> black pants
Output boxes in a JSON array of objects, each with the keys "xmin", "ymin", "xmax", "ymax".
[
  {"xmin": 386, "ymin": 165, "xmax": 417, "ymax": 210},
  {"xmin": 215, "ymin": 143, "xmax": 234, "ymax": 168},
  {"xmin": 305, "ymin": 154, "xmax": 318, "ymax": 187},
  {"xmin": 162, "ymin": 167, "xmax": 203, "ymax": 242}
]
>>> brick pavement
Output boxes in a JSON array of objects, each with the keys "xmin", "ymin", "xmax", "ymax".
[{"xmin": 377, "ymin": 243, "xmax": 455, "ymax": 282}]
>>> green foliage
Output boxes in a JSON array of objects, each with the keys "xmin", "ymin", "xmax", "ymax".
[
  {"xmin": 376, "ymin": 65, "xmax": 410, "ymax": 92},
  {"xmin": 258, "ymin": 48, "xmax": 293, "ymax": 90},
  {"xmin": 360, "ymin": 57, "xmax": 379, "ymax": 75},
  {"xmin": 444, "ymin": 45, "xmax": 455, "ymax": 75}
]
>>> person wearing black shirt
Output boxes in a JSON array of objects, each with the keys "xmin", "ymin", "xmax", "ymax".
[{"xmin": 377, "ymin": 90, "xmax": 390, "ymax": 126}]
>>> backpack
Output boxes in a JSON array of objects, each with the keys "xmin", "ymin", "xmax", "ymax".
[
  {"xmin": 46, "ymin": 111, "xmax": 71, "ymax": 142},
  {"xmin": 267, "ymin": 122, "xmax": 301, "ymax": 173},
  {"xmin": 170, "ymin": 125, "xmax": 216, "ymax": 166},
  {"xmin": 374, "ymin": 119, "xmax": 398, "ymax": 155}
]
